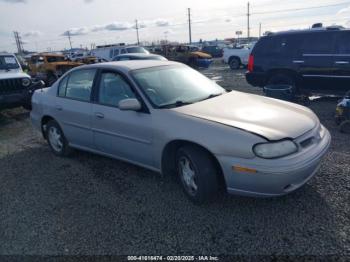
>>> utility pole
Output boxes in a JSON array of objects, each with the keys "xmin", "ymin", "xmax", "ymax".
[
  {"xmin": 247, "ymin": 2, "xmax": 250, "ymax": 41},
  {"xmin": 13, "ymin": 31, "xmax": 24, "ymax": 54},
  {"xmin": 259, "ymin": 23, "xmax": 262, "ymax": 37},
  {"xmin": 188, "ymin": 8, "xmax": 192, "ymax": 44},
  {"xmin": 67, "ymin": 31, "xmax": 73, "ymax": 50},
  {"xmin": 135, "ymin": 20, "xmax": 140, "ymax": 45}
]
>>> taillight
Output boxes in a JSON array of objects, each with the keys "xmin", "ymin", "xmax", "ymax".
[{"xmin": 248, "ymin": 55, "xmax": 254, "ymax": 72}]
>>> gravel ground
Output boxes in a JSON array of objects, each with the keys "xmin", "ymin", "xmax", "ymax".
[{"xmin": 0, "ymin": 64, "xmax": 349, "ymax": 256}]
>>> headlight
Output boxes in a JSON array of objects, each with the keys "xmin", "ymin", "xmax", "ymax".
[
  {"xmin": 22, "ymin": 78, "xmax": 31, "ymax": 87},
  {"xmin": 253, "ymin": 140, "xmax": 298, "ymax": 159}
]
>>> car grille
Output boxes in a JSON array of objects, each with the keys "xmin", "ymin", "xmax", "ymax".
[
  {"xmin": 297, "ymin": 124, "xmax": 323, "ymax": 149},
  {"xmin": 0, "ymin": 78, "xmax": 26, "ymax": 95}
]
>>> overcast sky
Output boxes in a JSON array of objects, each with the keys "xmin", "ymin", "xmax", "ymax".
[{"xmin": 1, "ymin": 0, "xmax": 350, "ymax": 52}]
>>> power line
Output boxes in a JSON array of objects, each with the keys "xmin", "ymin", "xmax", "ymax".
[{"xmin": 252, "ymin": 1, "xmax": 350, "ymax": 15}]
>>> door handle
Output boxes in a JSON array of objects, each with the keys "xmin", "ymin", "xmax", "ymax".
[
  {"xmin": 55, "ymin": 105, "xmax": 63, "ymax": 111},
  {"xmin": 335, "ymin": 61, "xmax": 349, "ymax": 65},
  {"xmin": 293, "ymin": 60, "xmax": 305, "ymax": 64},
  {"xmin": 95, "ymin": 112, "xmax": 104, "ymax": 119}
]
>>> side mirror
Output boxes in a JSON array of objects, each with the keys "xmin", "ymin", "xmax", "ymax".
[{"xmin": 118, "ymin": 98, "xmax": 142, "ymax": 111}]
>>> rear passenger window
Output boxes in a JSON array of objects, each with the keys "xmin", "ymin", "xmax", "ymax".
[
  {"xmin": 254, "ymin": 36, "xmax": 296, "ymax": 57},
  {"xmin": 64, "ymin": 69, "xmax": 96, "ymax": 102},
  {"xmin": 299, "ymin": 33, "xmax": 334, "ymax": 54},
  {"xmin": 336, "ymin": 33, "xmax": 350, "ymax": 54}
]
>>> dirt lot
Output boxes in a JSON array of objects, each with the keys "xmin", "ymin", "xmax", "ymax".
[{"xmin": 0, "ymin": 64, "xmax": 349, "ymax": 256}]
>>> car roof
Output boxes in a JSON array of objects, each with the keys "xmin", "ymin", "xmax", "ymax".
[
  {"xmin": 75, "ymin": 60, "xmax": 181, "ymax": 72},
  {"xmin": 265, "ymin": 28, "xmax": 350, "ymax": 37}
]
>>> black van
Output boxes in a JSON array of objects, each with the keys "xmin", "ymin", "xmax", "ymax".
[{"xmin": 245, "ymin": 26, "xmax": 350, "ymax": 92}]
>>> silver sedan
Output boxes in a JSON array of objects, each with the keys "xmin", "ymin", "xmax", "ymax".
[{"xmin": 30, "ymin": 61, "xmax": 331, "ymax": 203}]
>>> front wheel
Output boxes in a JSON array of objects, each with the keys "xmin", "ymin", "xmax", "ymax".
[
  {"xmin": 45, "ymin": 120, "xmax": 72, "ymax": 156},
  {"xmin": 176, "ymin": 145, "xmax": 219, "ymax": 203}
]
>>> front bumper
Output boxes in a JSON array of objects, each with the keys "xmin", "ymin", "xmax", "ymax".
[
  {"xmin": 0, "ymin": 80, "xmax": 45, "ymax": 110},
  {"xmin": 217, "ymin": 126, "xmax": 331, "ymax": 197}
]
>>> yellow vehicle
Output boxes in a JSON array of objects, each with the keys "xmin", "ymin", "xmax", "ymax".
[
  {"xmin": 28, "ymin": 53, "xmax": 82, "ymax": 86},
  {"xmin": 159, "ymin": 45, "xmax": 213, "ymax": 68}
]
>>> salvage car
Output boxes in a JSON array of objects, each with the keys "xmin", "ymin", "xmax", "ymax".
[
  {"xmin": 0, "ymin": 53, "xmax": 44, "ymax": 110},
  {"xmin": 28, "ymin": 53, "xmax": 82, "ymax": 86},
  {"xmin": 30, "ymin": 61, "xmax": 331, "ymax": 203},
  {"xmin": 161, "ymin": 45, "xmax": 213, "ymax": 68}
]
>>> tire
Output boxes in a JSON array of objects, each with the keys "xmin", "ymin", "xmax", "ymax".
[
  {"xmin": 229, "ymin": 57, "xmax": 241, "ymax": 70},
  {"xmin": 45, "ymin": 120, "xmax": 72, "ymax": 157},
  {"xmin": 176, "ymin": 145, "xmax": 219, "ymax": 203},
  {"xmin": 340, "ymin": 120, "xmax": 350, "ymax": 134}
]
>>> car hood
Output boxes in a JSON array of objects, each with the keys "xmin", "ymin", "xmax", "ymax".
[
  {"xmin": 0, "ymin": 69, "xmax": 30, "ymax": 80},
  {"xmin": 172, "ymin": 91, "xmax": 318, "ymax": 140}
]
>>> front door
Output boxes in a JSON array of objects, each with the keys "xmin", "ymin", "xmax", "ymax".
[
  {"xmin": 332, "ymin": 31, "xmax": 350, "ymax": 91},
  {"xmin": 91, "ymin": 70, "xmax": 154, "ymax": 167}
]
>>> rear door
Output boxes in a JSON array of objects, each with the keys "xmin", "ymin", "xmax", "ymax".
[
  {"xmin": 54, "ymin": 68, "xmax": 96, "ymax": 149},
  {"xmin": 296, "ymin": 32, "xmax": 336, "ymax": 79}
]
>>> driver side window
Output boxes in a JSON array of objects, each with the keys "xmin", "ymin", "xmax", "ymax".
[{"xmin": 98, "ymin": 72, "xmax": 136, "ymax": 107}]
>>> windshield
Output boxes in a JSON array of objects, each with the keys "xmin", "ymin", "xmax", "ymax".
[
  {"xmin": 0, "ymin": 55, "xmax": 20, "ymax": 70},
  {"xmin": 132, "ymin": 65, "xmax": 225, "ymax": 108},
  {"xmin": 126, "ymin": 47, "xmax": 148, "ymax": 54},
  {"xmin": 47, "ymin": 56, "xmax": 65, "ymax": 63}
]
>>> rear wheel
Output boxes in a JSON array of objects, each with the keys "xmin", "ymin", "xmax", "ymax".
[
  {"xmin": 176, "ymin": 145, "xmax": 219, "ymax": 203},
  {"xmin": 45, "ymin": 120, "xmax": 72, "ymax": 156},
  {"xmin": 229, "ymin": 57, "xmax": 241, "ymax": 70}
]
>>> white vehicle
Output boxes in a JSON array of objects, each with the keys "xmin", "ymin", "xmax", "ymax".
[
  {"xmin": 0, "ymin": 53, "xmax": 43, "ymax": 110},
  {"xmin": 91, "ymin": 45, "xmax": 149, "ymax": 61},
  {"xmin": 223, "ymin": 42, "xmax": 256, "ymax": 70}
]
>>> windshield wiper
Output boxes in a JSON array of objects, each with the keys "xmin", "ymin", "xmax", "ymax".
[{"xmin": 158, "ymin": 100, "xmax": 193, "ymax": 109}]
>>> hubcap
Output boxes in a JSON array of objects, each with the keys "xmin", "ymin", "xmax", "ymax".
[
  {"xmin": 179, "ymin": 156, "xmax": 198, "ymax": 195},
  {"xmin": 48, "ymin": 126, "xmax": 63, "ymax": 152}
]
